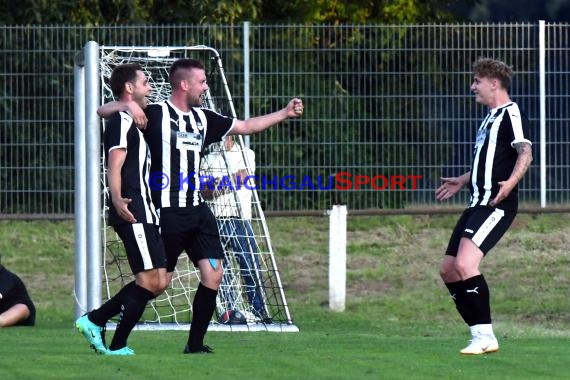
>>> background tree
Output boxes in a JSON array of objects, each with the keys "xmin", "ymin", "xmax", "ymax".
[
  {"xmin": 451, "ymin": 0, "xmax": 570, "ymax": 22},
  {"xmin": 0, "ymin": 0, "xmax": 470, "ymax": 25}
]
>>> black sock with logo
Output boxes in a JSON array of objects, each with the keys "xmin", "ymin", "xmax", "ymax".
[
  {"xmin": 445, "ymin": 280, "xmax": 475, "ymax": 325},
  {"xmin": 109, "ymin": 284, "xmax": 155, "ymax": 350},
  {"xmin": 187, "ymin": 283, "xmax": 218, "ymax": 350},
  {"xmin": 462, "ymin": 274, "xmax": 491, "ymax": 325},
  {"xmin": 88, "ymin": 281, "xmax": 136, "ymax": 326}
]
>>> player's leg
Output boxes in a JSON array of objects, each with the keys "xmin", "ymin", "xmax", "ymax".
[
  {"xmin": 441, "ymin": 209, "xmax": 474, "ymax": 326},
  {"xmin": 455, "ymin": 207, "xmax": 516, "ymax": 354},
  {"xmin": 455, "ymin": 237, "xmax": 498, "ymax": 354},
  {"xmin": 441, "ymin": 209, "xmax": 494, "ymax": 354},
  {"xmin": 183, "ymin": 257, "xmax": 223, "ymax": 353},
  {"xmin": 77, "ymin": 223, "xmax": 165, "ymax": 355},
  {"xmin": 105, "ymin": 280, "xmax": 154, "ymax": 354},
  {"xmin": 105, "ymin": 223, "xmax": 167, "ymax": 355},
  {"xmin": 135, "ymin": 267, "xmax": 169, "ymax": 297},
  {"xmin": 184, "ymin": 204, "xmax": 224, "ymax": 354},
  {"xmin": 85, "ymin": 281, "xmax": 135, "ymax": 327}
]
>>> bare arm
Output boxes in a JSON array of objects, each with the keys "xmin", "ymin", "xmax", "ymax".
[
  {"xmin": 489, "ymin": 142, "xmax": 533, "ymax": 206},
  {"xmin": 203, "ymin": 167, "xmax": 249, "ymax": 200},
  {"xmin": 107, "ymin": 149, "xmax": 136, "ymax": 223},
  {"xmin": 97, "ymin": 101, "xmax": 128, "ymax": 118},
  {"xmin": 229, "ymin": 98, "xmax": 303, "ymax": 135},
  {"xmin": 508, "ymin": 142, "xmax": 533, "ymax": 184},
  {"xmin": 98, "ymin": 101, "xmax": 148, "ymax": 129}
]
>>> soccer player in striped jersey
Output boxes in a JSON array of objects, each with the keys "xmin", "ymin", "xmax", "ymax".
[
  {"xmin": 99, "ymin": 58, "xmax": 304, "ymax": 353},
  {"xmin": 435, "ymin": 58, "xmax": 532, "ymax": 355},
  {"xmin": 76, "ymin": 64, "xmax": 168, "ymax": 356}
]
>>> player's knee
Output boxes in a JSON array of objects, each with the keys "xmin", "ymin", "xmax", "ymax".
[
  {"xmin": 156, "ymin": 277, "xmax": 169, "ymax": 295},
  {"xmin": 138, "ymin": 281, "xmax": 157, "ymax": 295},
  {"xmin": 152, "ymin": 276, "xmax": 171, "ymax": 295},
  {"xmin": 452, "ymin": 259, "xmax": 475, "ymax": 279},
  {"xmin": 439, "ymin": 260, "xmax": 459, "ymax": 282},
  {"xmin": 202, "ymin": 269, "xmax": 223, "ymax": 288},
  {"xmin": 209, "ymin": 269, "xmax": 223, "ymax": 286},
  {"xmin": 439, "ymin": 267, "xmax": 455, "ymax": 282},
  {"xmin": 136, "ymin": 270, "xmax": 168, "ymax": 295}
]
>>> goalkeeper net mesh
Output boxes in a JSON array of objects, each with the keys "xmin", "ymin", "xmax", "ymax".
[{"xmin": 99, "ymin": 45, "xmax": 295, "ymax": 330}]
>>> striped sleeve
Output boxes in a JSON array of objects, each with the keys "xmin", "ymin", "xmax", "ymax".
[
  {"xmin": 507, "ymin": 103, "xmax": 532, "ymax": 146},
  {"xmin": 104, "ymin": 111, "xmax": 134, "ymax": 153}
]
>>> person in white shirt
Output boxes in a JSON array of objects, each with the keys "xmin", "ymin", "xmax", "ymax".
[{"xmin": 202, "ymin": 137, "xmax": 268, "ymax": 322}]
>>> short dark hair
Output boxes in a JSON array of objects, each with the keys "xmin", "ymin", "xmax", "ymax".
[
  {"xmin": 472, "ymin": 58, "xmax": 513, "ymax": 90},
  {"xmin": 169, "ymin": 58, "xmax": 205, "ymax": 88},
  {"xmin": 109, "ymin": 63, "xmax": 144, "ymax": 98}
]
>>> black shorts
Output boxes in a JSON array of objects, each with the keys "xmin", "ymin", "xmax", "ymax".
[
  {"xmin": 159, "ymin": 203, "xmax": 224, "ymax": 271},
  {"xmin": 445, "ymin": 206, "xmax": 516, "ymax": 256},
  {"xmin": 114, "ymin": 223, "xmax": 167, "ymax": 275}
]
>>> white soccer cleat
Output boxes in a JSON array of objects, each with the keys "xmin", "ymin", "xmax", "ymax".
[{"xmin": 460, "ymin": 334, "xmax": 499, "ymax": 355}]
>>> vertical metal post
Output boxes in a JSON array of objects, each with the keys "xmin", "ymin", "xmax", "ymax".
[
  {"xmin": 243, "ymin": 21, "xmax": 251, "ymax": 148},
  {"xmin": 84, "ymin": 41, "xmax": 102, "ymax": 310},
  {"xmin": 73, "ymin": 52, "xmax": 87, "ymax": 318},
  {"xmin": 329, "ymin": 205, "xmax": 347, "ymax": 311}
]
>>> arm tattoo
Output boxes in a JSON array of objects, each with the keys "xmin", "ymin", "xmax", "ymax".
[{"xmin": 510, "ymin": 142, "xmax": 533, "ymax": 183}]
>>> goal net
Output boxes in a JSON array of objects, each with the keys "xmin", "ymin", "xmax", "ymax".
[{"xmin": 98, "ymin": 45, "xmax": 296, "ymax": 331}]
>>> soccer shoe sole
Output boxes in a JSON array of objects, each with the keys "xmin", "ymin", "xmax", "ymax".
[
  {"xmin": 105, "ymin": 347, "xmax": 135, "ymax": 356},
  {"xmin": 460, "ymin": 343, "xmax": 499, "ymax": 355},
  {"xmin": 183, "ymin": 344, "xmax": 214, "ymax": 354}
]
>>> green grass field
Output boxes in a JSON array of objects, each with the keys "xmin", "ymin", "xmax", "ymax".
[{"xmin": 1, "ymin": 214, "xmax": 569, "ymax": 379}]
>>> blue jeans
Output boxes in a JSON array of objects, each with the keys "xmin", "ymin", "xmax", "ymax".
[{"xmin": 219, "ymin": 219, "xmax": 265, "ymax": 317}]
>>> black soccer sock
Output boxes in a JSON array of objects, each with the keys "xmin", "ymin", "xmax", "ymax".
[
  {"xmin": 462, "ymin": 274, "xmax": 492, "ymax": 326},
  {"xmin": 89, "ymin": 281, "xmax": 136, "ymax": 326},
  {"xmin": 445, "ymin": 280, "xmax": 475, "ymax": 326},
  {"xmin": 187, "ymin": 282, "xmax": 218, "ymax": 350},
  {"xmin": 109, "ymin": 284, "xmax": 155, "ymax": 350}
]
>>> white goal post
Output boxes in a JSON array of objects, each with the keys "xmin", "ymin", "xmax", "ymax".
[{"xmin": 74, "ymin": 41, "xmax": 298, "ymax": 332}]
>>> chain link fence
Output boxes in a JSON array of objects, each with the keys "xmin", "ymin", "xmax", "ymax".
[{"xmin": 1, "ymin": 23, "xmax": 568, "ymax": 217}]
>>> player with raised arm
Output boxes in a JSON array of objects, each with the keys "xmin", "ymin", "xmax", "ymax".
[{"xmin": 98, "ymin": 58, "xmax": 303, "ymax": 353}]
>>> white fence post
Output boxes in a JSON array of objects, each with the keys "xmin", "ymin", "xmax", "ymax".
[
  {"xmin": 539, "ymin": 19, "xmax": 547, "ymax": 208},
  {"xmin": 329, "ymin": 204, "xmax": 347, "ymax": 311}
]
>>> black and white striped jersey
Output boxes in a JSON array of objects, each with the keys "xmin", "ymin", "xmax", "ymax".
[
  {"xmin": 144, "ymin": 100, "xmax": 235, "ymax": 209},
  {"xmin": 469, "ymin": 102, "xmax": 532, "ymax": 212},
  {"xmin": 103, "ymin": 111, "xmax": 159, "ymax": 226}
]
